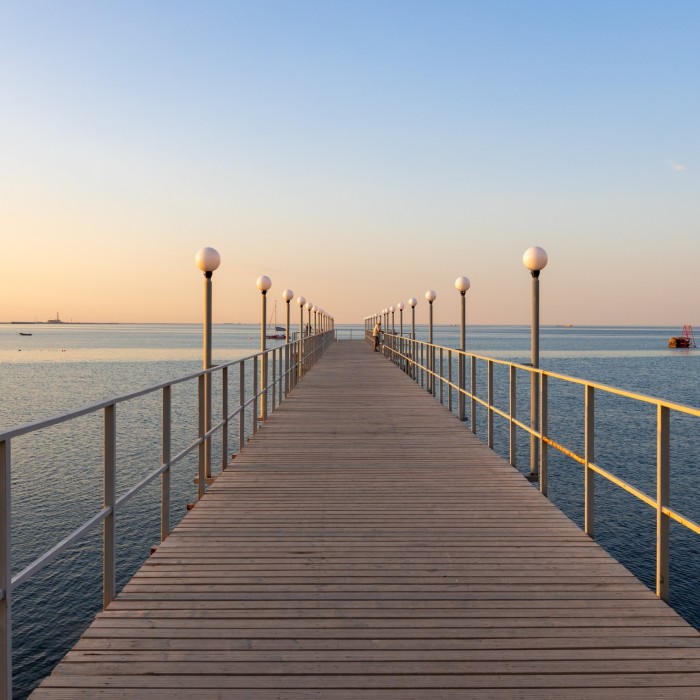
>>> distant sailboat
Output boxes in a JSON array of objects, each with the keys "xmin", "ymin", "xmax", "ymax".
[{"xmin": 266, "ymin": 301, "xmax": 286, "ymax": 339}]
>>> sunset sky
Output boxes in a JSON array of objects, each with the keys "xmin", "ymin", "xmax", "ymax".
[{"xmin": 1, "ymin": 1, "xmax": 698, "ymax": 325}]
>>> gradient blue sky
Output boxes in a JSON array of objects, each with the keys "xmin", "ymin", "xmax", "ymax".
[{"xmin": 1, "ymin": 0, "xmax": 698, "ymax": 324}]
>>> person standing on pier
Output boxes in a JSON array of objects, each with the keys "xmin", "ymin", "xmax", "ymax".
[{"xmin": 372, "ymin": 320, "xmax": 382, "ymax": 351}]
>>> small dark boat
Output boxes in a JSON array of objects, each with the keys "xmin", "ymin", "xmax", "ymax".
[{"xmin": 19, "ymin": 332, "xmax": 32, "ymax": 336}]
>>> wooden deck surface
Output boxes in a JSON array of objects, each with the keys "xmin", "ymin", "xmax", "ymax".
[{"xmin": 31, "ymin": 340, "xmax": 700, "ymax": 699}]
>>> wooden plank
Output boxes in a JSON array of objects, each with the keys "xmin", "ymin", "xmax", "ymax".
[{"xmin": 29, "ymin": 340, "xmax": 700, "ymax": 698}]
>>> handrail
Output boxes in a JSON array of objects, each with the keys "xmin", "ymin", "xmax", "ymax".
[
  {"xmin": 378, "ymin": 330, "xmax": 700, "ymax": 604},
  {"xmin": 0, "ymin": 329, "xmax": 335, "ymax": 698}
]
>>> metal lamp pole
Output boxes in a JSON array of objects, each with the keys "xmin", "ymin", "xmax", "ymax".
[
  {"xmin": 409, "ymin": 298, "xmax": 417, "ymax": 378},
  {"xmin": 195, "ymin": 246, "xmax": 221, "ymax": 484},
  {"xmin": 257, "ymin": 275, "xmax": 272, "ymax": 421},
  {"xmin": 305, "ymin": 301, "xmax": 312, "ymax": 337},
  {"xmin": 282, "ymin": 289, "xmax": 294, "ymax": 394},
  {"xmin": 297, "ymin": 296, "xmax": 306, "ymax": 378},
  {"xmin": 523, "ymin": 247, "xmax": 548, "ymax": 480},
  {"xmin": 425, "ymin": 290, "xmax": 436, "ymax": 393},
  {"xmin": 409, "ymin": 298, "xmax": 417, "ymax": 339},
  {"xmin": 455, "ymin": 276, "xmax": 470, "ymax": 422}
]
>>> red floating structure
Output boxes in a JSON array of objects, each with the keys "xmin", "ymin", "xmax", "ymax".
[{"xmin": 669, "ymin": 324, "xmax": 696, "ymax": 348}]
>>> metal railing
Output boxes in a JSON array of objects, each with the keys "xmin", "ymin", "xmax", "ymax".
[
  {"xmin": 372, "ymin": 329, "xmax": 700, "ymax": 604},
  {"xmin": 0, "ymin": 329, "xmax": 334, "ymax": 699}
]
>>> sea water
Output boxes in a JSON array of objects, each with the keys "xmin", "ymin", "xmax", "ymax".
[{"xmin": 1, "ymin": 323, "xmax": 698, "ymax": 698}]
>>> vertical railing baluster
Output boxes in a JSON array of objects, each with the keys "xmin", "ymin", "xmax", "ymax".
[
  {"xmin": 540, "ymin": 374, "xmax": 548, "ymax": 497},
  {"xmin": 285, "ymin": 343, "xmax": 290, "ymax": 396},
  {"xmin": 277, "ymin": 346, "xmax": 288, "ymax": 406},
  {"xmin": 439, "ymin": 348, "xmax": 444, "ymax": 405},
  {"xmin": 448, "ymin": 350, "xmax": 453, "ymax": 413},
  {"xmin": 298, "ymin": 335, "xmax": 303, "ymax": 381},
  {"xmin": 487, "ymin": 360, "xmax": 494, "ymax": 449},
  {"xmin": 222, "ymin": 367, "xmax": 228, "ymax": 472},
  {"xmin": 271, "ymin": 350, "xmax": 277, "ymax": 413},
  {"xmin": 470, "ymin": 356, "xmax": 476, "ymax": 433},
  {"xmin": 161, "ymin": 386, "xmax": 171, "ymax": 542},
  {"xmin": 197, "ymin": 374, "xmax": 206, "ymax": 498},
  {"xmin": 657, "ymin": 405, "xmax": 670, "ymax": 600},
  {"xmin": 1, "ymin": 438, "xmax": 11, "ymax": 700},
  {"xmin": 420, "ymin": 344, "xmax": 424, "ymax": 389},
  {"xmin": 252, "ymin": 356, "xmax": 259, "ymax": 435},
  {"xmin": 239, "ymin": 360, "xmax": 246, "ymax": 452},
  {"xmin": 260, "ymin": 351, "xmax": 267, "ymax": 422},
  {"xmin": 584, "ymin": 385, "xmax": 595, "ymax": 538},
  {"xmin": 458, "ymin": 348, "xmax": 465, "ymax": 420},
  {"xmin": 103, "ymin": 404, "xmax": 116, "ymax": 608},
  {"xmin": 509, "ymin": 366, "xmax": 517, "ymax": 466}
]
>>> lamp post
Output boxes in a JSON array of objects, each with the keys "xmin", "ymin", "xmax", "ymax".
[
  {"xmin": 282, "ymin": 289, "xmax": 294, "ymax": 393},
  {"xmin": 305, "ymin": 301, "xmax": 312, "ymax": 336},
  {"xmin": 408, "ymin": 298, "xmax": 417, "ymax": 339},
  {"xmin": 195, "ymin": 247, "xmax": 221, "ymax": 484},
  {"xmin": 297, "ymin": 296, "xmax": 306, "ymax": 378},
  {"xmin": 257, "ymin": 275, "xmax": 272, "ymax": 421},
  {"xmin": 455, "ymin": 276, "xmax": 471, "ymax": 422},
  {"xmin": 425, "ymin": 290, "xmax": 436, "ymax": 394},
  {"xmin": 282, "ymin": 289, "xmax": 294, "ymax": 340},
  {"xmin": 408, "ymin": 297, "xmax": 417, "ymax": 378},
  {"xmin": 523, "ymin": 246, "xmax": 548, "ymax": 480},
  {"xmin": 390, "ymin": 305, "xmax": 395, "ymax": 334},
  {"xmin": 397, "ymin": 301, "xmax": 406, "ymax": 372}
]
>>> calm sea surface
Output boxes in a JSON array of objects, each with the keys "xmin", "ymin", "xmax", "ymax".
[{"xmin": 1, "ymin": 323, "xmax": 699, "ymax": 698}]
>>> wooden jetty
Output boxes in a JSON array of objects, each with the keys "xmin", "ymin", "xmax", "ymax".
[{"xmin": 31, "ymin": 340, "xmax": 700, "ymax": 698}]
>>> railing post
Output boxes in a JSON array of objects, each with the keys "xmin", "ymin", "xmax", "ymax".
[
  {"xmin": 509, "ymin": 365, "xmax": 516, "ymax": 466},
  {"xmin": 448, "ymin": 350, "xmax": 453, "ymax": 413},
  {"xmin": 540, "ymin": 374, "xmax": 548, "ymax": 497},
  {"xmin": 584, "ymin": 385, "xmax": 595, "ymax": 538},
  {"xmin": 1, "ymin": 438, "xmax": 11, "ymax": 700},
  {"xmin": 103, "ymin": 403, "xmax": 116, "ymax": 608},
  {"xmin": 439, "ymin": 347, "xmax": 444, "ymax": 405},
  {"xmin": 420, "ymin": 344, "xmax": 424, "ymax": 389},
  {"xmin": 197, "ymin": 374, "xmax": 206, "ymax": 498},
  {"xmin": 470, "ymin": 356, "xmax": 476, "ymax": 433},
  {"xmin": 222, "ymin": 366, "xmax": 228, "ymax": 472},
  {"xmin": 277, "ymin": 345, "xmax": 282, "ymax": 406},
  {"xmin": 487, "ymin": 360, "xmax": 494, "ymax": 449},
  {"xmin": 252, "ymin": 356, "xmax": 259, "ymax": 435},
  {"xmin": 271, "ymin": 350, "xmax": 277, "ymax": 413},
  {"xmin": 529, "ymin": 367, "xmax": 539, "ymax": 480},
  {"xmin": 285, "ymin": 343, "xmax": 290, "ymax": 396},
  {"xmin": 458, "ymin": 350, "xmax": 465, "ymax": 421},
  {"xmin": 657, "ymin": 405, "xmax": 670, "ymax": 600},
  {"xmin": 161, "ymin": 386, "xmax": 171, "ymax": 542},
  {"xmin": 298, "ymin": 337, "xmax": 303, "ymax": 380},
  {"xmin": 239, "ymin": 361, "xmax": 246, "ymax": 452},
  {"xmin": 204, "ymin": 371, "xmax": 212, "ymax": 479}
]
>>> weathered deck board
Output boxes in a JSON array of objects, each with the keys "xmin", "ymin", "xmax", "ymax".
[{"xmin": 31, "ymin": 340, "xmax": 700, "ymax": 699}]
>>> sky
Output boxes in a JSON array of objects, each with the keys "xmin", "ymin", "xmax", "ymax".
[{"xmin": 1, "ymin": 0, "xmax": 698, "ymax": 325}]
